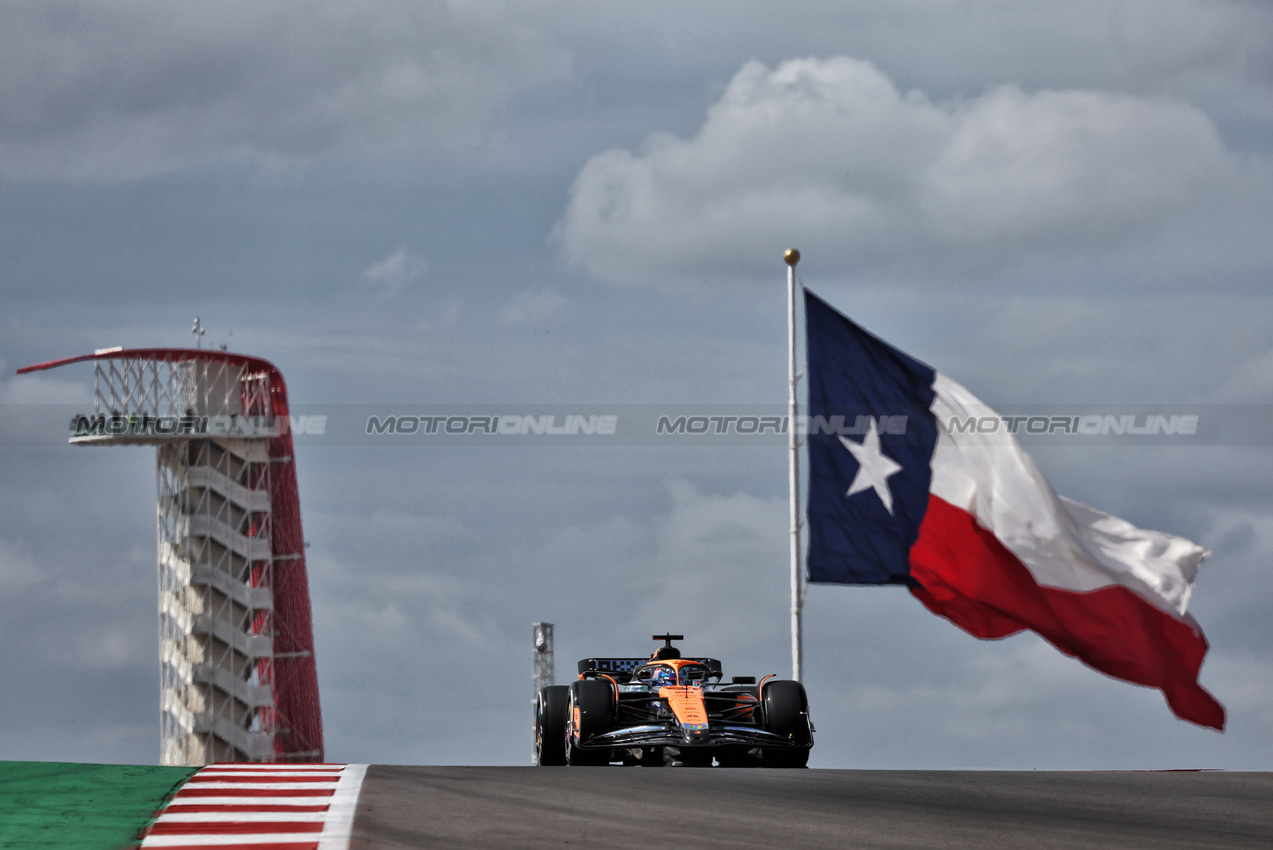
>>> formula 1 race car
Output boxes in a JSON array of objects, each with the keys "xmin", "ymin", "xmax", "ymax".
[{"xmin": 535, "ymin": 635, "xmax": 813, "ymax": 767}]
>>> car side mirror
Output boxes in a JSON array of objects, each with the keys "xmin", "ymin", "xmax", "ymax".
[{"xmin": 731, "ymin": 676, "xmax": 756, "ymax": 684}]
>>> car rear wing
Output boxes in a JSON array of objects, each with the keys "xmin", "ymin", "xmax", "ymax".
[{"xmin": 577, "ymin": 657, "xmax": 722, "ymax": 683}]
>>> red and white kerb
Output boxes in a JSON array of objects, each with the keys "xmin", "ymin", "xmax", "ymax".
[{"xmin": 140, "ymin": 763, "xmax": 367, "ymax": 850}]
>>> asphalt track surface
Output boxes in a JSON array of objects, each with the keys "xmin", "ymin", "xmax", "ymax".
[{"xmin": 351, "ymin": 767, "xmax": 1273, "ymax": 849}]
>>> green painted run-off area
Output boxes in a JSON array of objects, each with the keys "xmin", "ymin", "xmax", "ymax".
[{"xmin": 0, "ymin": 761, "xmax": 196, "ymax": 849}]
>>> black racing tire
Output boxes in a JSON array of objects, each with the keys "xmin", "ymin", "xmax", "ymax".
[
  {"xmin": 566, "ymin": 679, "xmax": 614, "ymax": 766},
  {"xmin": 761, "ymin": 680, "xmax": 811, "ymax": 768},
  {"xmin": 535, "ymin": 685, "xmax": 569, "ymax": 766}
]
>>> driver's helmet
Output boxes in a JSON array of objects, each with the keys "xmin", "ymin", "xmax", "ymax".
[{"xmin": 649, "ymin": 665, "xmax": 677, "ymax": 687}]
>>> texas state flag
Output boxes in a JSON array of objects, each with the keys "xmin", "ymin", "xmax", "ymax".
[{"xmin": 804, "ymin": 289, "xmax": 1224, "ymax": 730}]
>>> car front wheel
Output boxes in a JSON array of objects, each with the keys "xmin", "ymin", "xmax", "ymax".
[
  {"xmin": 535, "ymin": 685, "xmax": 569, "ymax": 766},
  {"xmin": 565, "ymin": 680, "xmax": 613, "ymax": 766},
  {"xmin": 761, "ymin": 680, "xmax": 811, "ymax": 768}
]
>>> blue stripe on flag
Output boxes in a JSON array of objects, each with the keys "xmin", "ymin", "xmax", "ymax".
[{"xmin": 804, "ymin": 289, "xmax": 939, "ymax": 585}]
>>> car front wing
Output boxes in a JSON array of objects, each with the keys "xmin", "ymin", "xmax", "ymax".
[{"xmin": 577, "ymin": 723, "xmax": 811, "ymax": 751}]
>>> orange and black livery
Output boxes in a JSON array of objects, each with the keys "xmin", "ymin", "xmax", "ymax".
[{"xmin": 535, "ymin": 635, "xmax": 813, "ymax": 768}]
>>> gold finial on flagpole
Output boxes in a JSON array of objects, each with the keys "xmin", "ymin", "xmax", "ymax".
[{"xmin": 784, "ymin": 248, "xmax": 801, "ymax": 266}]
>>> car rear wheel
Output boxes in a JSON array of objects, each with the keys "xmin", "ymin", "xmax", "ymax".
[
  {"xmin": 565, "ymin": 680, "xmax": 613, "ymax": 766},
  {"xmin": 535, "ymin": 685, "xmax": 569, "ymax": 766},
  {"xmin": 761, "ymin": 680, "xmax": 811, "ymax": 768}
]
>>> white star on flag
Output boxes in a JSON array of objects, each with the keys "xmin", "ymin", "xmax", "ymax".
[{"xmin": 838, "ymin": 419, "xmax": 903, "ymax": 514}]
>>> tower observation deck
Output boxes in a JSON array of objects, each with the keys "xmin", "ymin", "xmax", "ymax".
[{"xmin": 18, "ymin": 348, "xmax": 323, "ymax": 765}]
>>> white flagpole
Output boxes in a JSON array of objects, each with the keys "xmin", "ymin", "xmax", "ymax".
[{"xmin": 785, "ymin": 248, "xmax": 803, "ymax": 682}]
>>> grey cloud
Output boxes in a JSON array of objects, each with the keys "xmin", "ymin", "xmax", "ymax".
[
  {"xmin": 0, "ymin": 0, "xmax": 571, "ymax": 182},
  {"xmin": 2, "ymin": 1, "xmax": 1271, "ymax": 772},
  {"xmin": 0, "ymin": 537, "xmax": 44, "ymax": 594},
  {"xmin": 498, "ymin": 289, "xmax": 569, "ymax": 327},
  {"xmin": 0, "ymin": 369, "xmax": 94, "ymax": 446},
  {"xmin": 557, "ymin": 56, "xmax": 1236, "ymax": 284},
  {"xmin": 1, "ymin": 365, "xmax": 92, "ymax": 405},
  {"xmin": 1215, "ymin": 349, "xmax": 1273, "ymax": 402}
]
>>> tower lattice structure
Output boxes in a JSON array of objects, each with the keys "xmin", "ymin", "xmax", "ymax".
[
  {"xmin": 19, "ymin": 349, "xmax": 324, "ymax": 765},
  {"xmin": 531, "ymin": 622, "xmax": 554, "ymax": 763}
]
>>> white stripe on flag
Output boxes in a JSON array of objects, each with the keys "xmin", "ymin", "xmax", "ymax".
[{"xmin": 927, "ymin": 371, "xmax": 1207, "ymax": 615}]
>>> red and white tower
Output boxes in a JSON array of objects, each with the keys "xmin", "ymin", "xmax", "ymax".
[{"xmin": 19, "ymin": 348, "xmax": 324, "ymax": 766}]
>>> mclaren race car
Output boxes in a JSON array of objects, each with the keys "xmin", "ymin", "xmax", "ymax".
[{"xmin": 535, "ymin": 634, "xmax": 813, "ymax": 767}]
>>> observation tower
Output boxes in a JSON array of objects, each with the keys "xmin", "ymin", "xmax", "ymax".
[{"xmin": 18, "ymin": 347, "xmax": 323, "ymax": 765}]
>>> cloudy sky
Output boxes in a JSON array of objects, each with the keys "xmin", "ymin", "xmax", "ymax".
[{"xmin": 2, "ymin": 0, "xmax": 1273, "ymax": 769}]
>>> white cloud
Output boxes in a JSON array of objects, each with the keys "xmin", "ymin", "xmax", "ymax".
[
  {"xmin": 360, "ymin": 247, "xmax": 427, "ymax": 291},
  {"xmin": 498, "ymin": 289, "xmax": 568, "ymax": 326},
  {"xmin": 0, "ymin": 0, "xmax": 570, "ymax": 182},
  {"xmin": 557, "ymin": 56, "xmax": 1235, "ymax": 284},
  {"xmin": 922, "ymin": 85, "xmax": 1226, "ymax": 249}
]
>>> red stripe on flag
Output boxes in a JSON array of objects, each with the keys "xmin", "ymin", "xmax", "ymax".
[
  {"xmin": 908, "ymin": 493, "xmax": 1225, "ymax": 730},
  {"xmin": 149, "ymin": 821, "xmax": 325, "ymax": 835}
]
